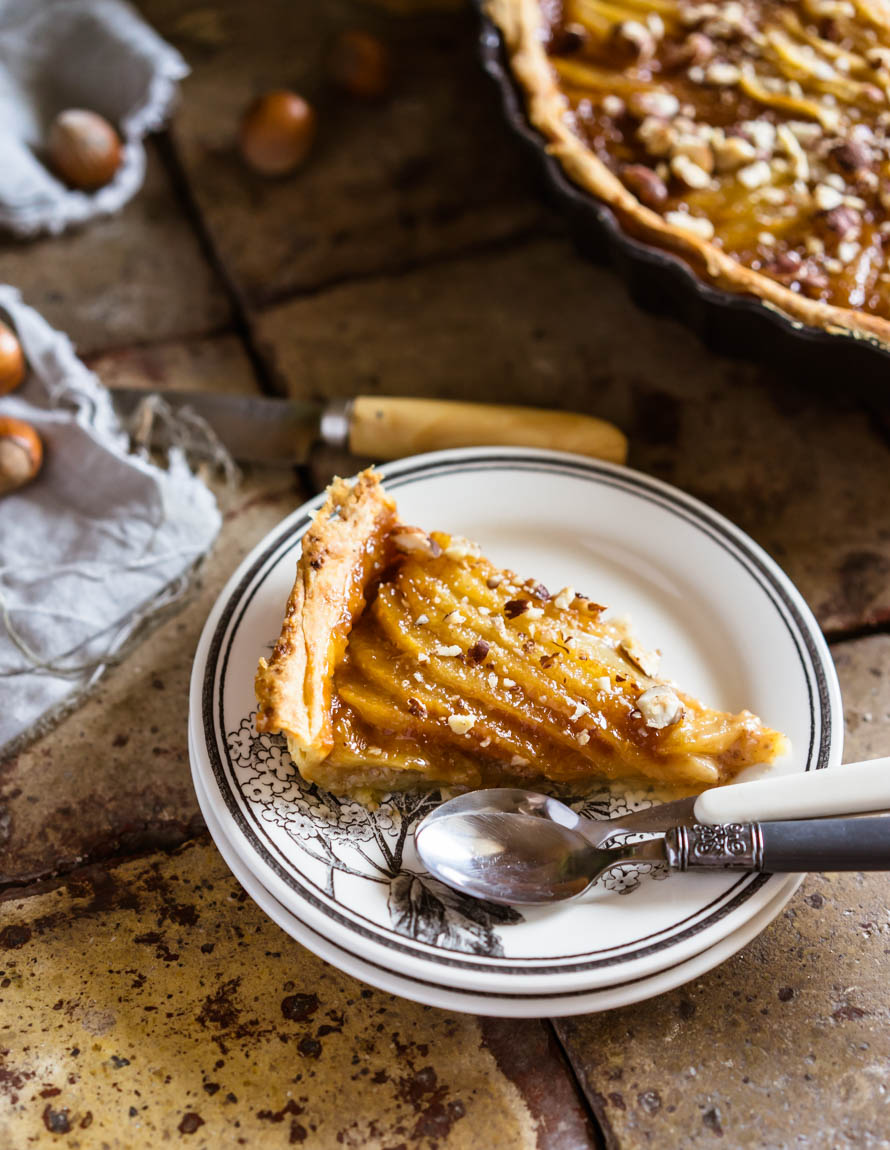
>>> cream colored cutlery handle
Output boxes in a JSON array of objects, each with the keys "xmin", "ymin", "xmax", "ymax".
[
  {"xmin": 348, "ymin": 396, "xmax": 628, "ymax": 464},
  {"xmin": 694, "ymin": 757, "xmax": 890, "ymax": 824}
]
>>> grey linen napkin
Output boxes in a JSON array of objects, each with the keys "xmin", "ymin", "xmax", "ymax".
[
  {"xmin": 0, "ymin": 0, "xmax": 187, "ymax": 236},
  {"xmin": 0, "ymin": 286, "xmax": 221, "ymax": 757}
]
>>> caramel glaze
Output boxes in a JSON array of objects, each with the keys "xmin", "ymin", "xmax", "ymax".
[
  {"xmin": 543, "ymin": 0, "xmax": 890, "ymax": 315},
  {"xmin": 305, "ymin": 532, "xmax": 787, "ymax": 801}
]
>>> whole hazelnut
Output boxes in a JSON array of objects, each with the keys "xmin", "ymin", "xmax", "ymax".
[
  {"xmin": 328, "ymin": 30, "xmax": 390, "ymax": 99},
  {"xmin": 0, "ymin": 417, "xmax": 43, "ymax": 496},
  {"xmin": 0, "ymin": 320, "xmax": 26, "ymax": 395},
  {"xmin": 48, "ymin": 109, "xmax": 122, "ymax": 191},
  {"xmin": 240, "ymin": 90, "xmax": 316, "ymax": 176}
]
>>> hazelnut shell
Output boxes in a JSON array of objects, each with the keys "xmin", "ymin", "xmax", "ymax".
[
  {"xmin": 0, "ymin": 417, "xmax": 43, "ymax": 496},
  {"xmin": 0, "ymin": 320, "xmax": 26, "ymax": 395},
  {"xmin": 48, "ymin": 109, "xmax": 122, "ymax": 191},
  {"xmin": 239, "ymin": 91, "xmax": 316, "ymax": 176}
]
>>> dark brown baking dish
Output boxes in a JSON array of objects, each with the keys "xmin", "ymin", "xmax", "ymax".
[{"xmin": 475, "ymin": 8, "xmax": 890, "ymax": 393}]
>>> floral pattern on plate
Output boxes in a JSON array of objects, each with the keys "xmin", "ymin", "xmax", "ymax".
[{"xmin": 227, "ymin": 713, "xmax": 672, "ymax": 956}]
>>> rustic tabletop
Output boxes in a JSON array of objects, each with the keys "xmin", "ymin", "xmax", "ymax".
[{"xmin": 1, "ymin": 1, "xmax": 889, "ymax": 1147}]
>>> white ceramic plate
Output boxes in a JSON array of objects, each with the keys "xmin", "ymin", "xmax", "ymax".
[
  {"xmin": 189, "ymin": 449, "xmax": 842, "ymax": 997},
  {"xmin": 191, "ymin": 747, "xmax": 802, "ymax": 1017}
]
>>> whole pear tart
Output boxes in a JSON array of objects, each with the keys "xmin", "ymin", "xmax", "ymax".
[
  {"xmin": 487, "ymin": 0, "xmax": 890, "ymax": 345},
  {"xmin": 254, "ymin": 471, "xmax": 787, "ymax": 804}
]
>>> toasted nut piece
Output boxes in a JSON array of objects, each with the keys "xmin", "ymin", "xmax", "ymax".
[
  {"xmin": 671, "ymin": 153, "xmax": 712, "ymax": 189},
  {"xmin": 240, "ymin": 90, "xmax": 316, "ymax": 176},
  {"xmin": 637, "ymin": 116, "xmax": 676, "ymax": 157},
  {"xmin": 48, "ymin": 109, "xmax": 121, "ymax": 190},
  {"xmin": 0, "ymin": 417, "xmax": 43, "ymax": 496},
  {"xmin": 622, "ymin": 163, "xmax": 669, "ymax": 208},
  {"xmin": 615, "ymin": 19, "xmax": 655, "ymax": 59},
  {"xmin": 391, "ymin": 525, "xmax": 442, "ymax": 558},
  {"xmin": 636, "ymin": 685, "xmax": 684, "ymax": 729},
  {"xmin": 447, "ymin": 714, "xmax": 475, "ymax": 735},
  {"xmin": 444, "ymin": 536, "xmax": 481, "ymax": 560},
  {"xmin": 824, "ymin": 205, "xmax": 861, "ymax": 239},
  {"xmin": 328, "ymin": 29, "xmax": 390, "ymax": 99},
  {"xmin": 832, "ymin": 139, "xmax": 872, "ymax": 170},
  {"xmin": 628, "ymin": 90, "xmax": 680, "ymax": 120},
  {"xmin": 0, "ymin": 320, "xmax": 26, "ymax": 395},
  {"xmin": 619, "ymin": 636, "xmax": 660, "ymax": 677}
]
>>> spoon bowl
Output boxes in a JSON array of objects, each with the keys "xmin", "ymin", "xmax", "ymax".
[{"xmin": 415, "ymin": 795, "xmax": 663, "ymax": 905}]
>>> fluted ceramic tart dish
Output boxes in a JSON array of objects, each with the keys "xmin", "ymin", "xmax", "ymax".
[{"xmin": 482, "ymin": 0, "xmax": 890, "ymax": 369}]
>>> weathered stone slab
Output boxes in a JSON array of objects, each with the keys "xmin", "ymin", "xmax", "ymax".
[
  {"xmin": 255, "ymin": 237, "xmax": 890, "ymax": 634},
  {"xmin": 142, "ymin": 0, "xmax": 541, "ymax": 305},
  {"xmin": 0, "ymin": 839, "xmax": 595, "ymax": 1149},
  {"xmin": 0, "ymin": 336, "xmax": 303, "ymax": 885},
  {"xmin": 553, "ymin": 633, "xmax": 890, "ymax": 1149},
  {"xmin": 0, "ymin": 143, "xmax": 231, "ymax": 354}
]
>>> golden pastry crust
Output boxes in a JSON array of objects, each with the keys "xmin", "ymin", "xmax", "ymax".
[
  {"xmin": 486, "ymin": 0, "xmax": 890, "ymax": 346},
  {"xmin": 256, "ymin": 473, "xmax": 788, "ymax": 803},
  {"xmin": 255, "ymin": 470, "xmax": 398, "ymax": 770}
]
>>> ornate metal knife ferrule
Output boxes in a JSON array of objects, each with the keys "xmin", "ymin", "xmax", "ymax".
[{"xmin": 665, "ymin": 823, "xmax": 765, "ymax": 871}]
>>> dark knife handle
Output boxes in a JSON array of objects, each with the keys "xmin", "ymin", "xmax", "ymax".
[{"xmin": 664, "ymin": 818, "xmax": 890, "ymax": 871}]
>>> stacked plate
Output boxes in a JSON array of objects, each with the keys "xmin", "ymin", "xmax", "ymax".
[{"xmin": 188, "ymin": 448, "xmax": 842, "ymax": 1017}]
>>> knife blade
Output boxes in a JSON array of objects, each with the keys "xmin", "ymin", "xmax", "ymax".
[
  {"xmin": 108, "ymin": 390, "xmax": 629, "ymax": 466},
  {"xmin": 109, "ymin": 388, "xmax": 336, "ymax": 465}
]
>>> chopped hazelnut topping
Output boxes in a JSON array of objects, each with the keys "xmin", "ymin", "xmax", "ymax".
[
  {"xmin": 486, "ymin": 574, "xmax": 504, "ymax": 590},
  {"xmin": 392, "ymin": 526, "xmax": 441, "ymax": 558},
  {"xmin": 553, "ymin": 585, "xmax": 576, "ymax": 611},
  {"xmin": 577, "ymin": 730, "xmax": 591, "ymax": 746},
  {"xmin": 622, "ymin": 163, "xmax": 669, "ymax": 208},
  {"xmin": 444, "ymin": 536, "xmax": 480, "ymax": 561},
  {"xmin": 671, "ymin": 154, "xmax": 713, "ymax": 189},
  {"xmin": 417, "ymin": 652, "xmax": 429, "ymax": 663},
  {"xmin": 503, "ymin": 677, "xmax": 517, "ymax": 688},
  {"xmin": 637, "ymin": 116, "xmax": 676, "ymax": 157},
  {"xmin": 628, "ymin": 90, "xmax": 680, "ymax": 120},
  {"xmin": 704, "ymin": 61, "xmax": 741, "ymax": 86},
  {"xmin": 468, "ymin": 639, "xmax": 490, "ymax": 663},
  {"xmin": 540, "ymin": 652, "xmax": 559, "ymax": 669},
  {"xmin": 570, "ymin": 701, "xmax": 589, "ymax": 721},
  {"xmin": 525, "ymin": 605, "xmax": 545, "ymax": 620},
  {"xmin": 504, "ymin": 599, "xmax": 530, "ymax": 619},
  {"xmin": 814, "ymin": 183, "xmax": 845, "ymax": 211},
  {"xmin": 407, "ymin": 697, "xmax": 427, "ymax": 718},
  {"xmin": 736, "ymin": 159, "xmax": 771, "ymax": 189},
  {"xmin": 616, "ymin": 19, "xmax": 656, "ymax": 59},
  {"xmin": 664, "ymin": 210, "xmax": 715, "ymax": 240},
  {"xmin": 602, "ymin": 94, "xmax": 625, "ymax": 118},
  {"xmin": 433, "ymin": 644, "xmax": 462, "ymax": 657},
  {"xmin": 415, "ymin": 613, "xmax": 430, "ymax": 626},
  {"xmin": 443, "ymin": 609, "xmax": 465, "ymax": 624},
  {"xmin": 594, "ymin": 676, "xmax": 612, "ymax": 692},
  {"xmin": 447, "ymin": 714, "xmax": 475, "ymax": 735},
  {"xmin": 636, "ymin": 685, "xmax": 685, "ymax": 729},
  {"xmin": 619, "ymin": 637, "xmax": 661, "ymax": 677},
  {"xmin": 510, "ymin": 754, "xmax": 529, "ymax": 766}
]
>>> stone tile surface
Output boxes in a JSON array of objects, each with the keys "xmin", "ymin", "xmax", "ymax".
[
  {"xmin": 553, "ymin": 633, "xmax": 890, "ymax": 1149},
  {"xmin": 0, "ymin": 839, "xmax": 595, "ymax": 1149},
  {"xmin": 0, "ymin": 143, "xmax": 231, "ymax": 354},
  {"xmin": 255, "ymin": 237, "xmax": 890, "ymax": 634},
  {"xmin": 0, "ymin": 336, "xmax": 303, "ymax": 885},
  {"xmin": 140, "ymin": 0, "xmax": 542, "ymax": 305}
]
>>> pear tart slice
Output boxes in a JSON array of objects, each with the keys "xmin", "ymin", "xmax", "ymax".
[{"xmin": 255, "ymin": 471, "xmax": 788, "ymax": 803}]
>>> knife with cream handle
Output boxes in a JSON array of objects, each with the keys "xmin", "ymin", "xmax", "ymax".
[{"xmin": 109, "ymin": 391, "xmax": 628, "ymax": 466}]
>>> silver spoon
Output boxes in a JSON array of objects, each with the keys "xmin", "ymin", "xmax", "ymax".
[
  {"xmin": 415, "ymin": 805, "xmax": 890, "ymax": 906},
  {"xmin": 419, "ymin": 756, "xmax": 890, "ymax": 856}
]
